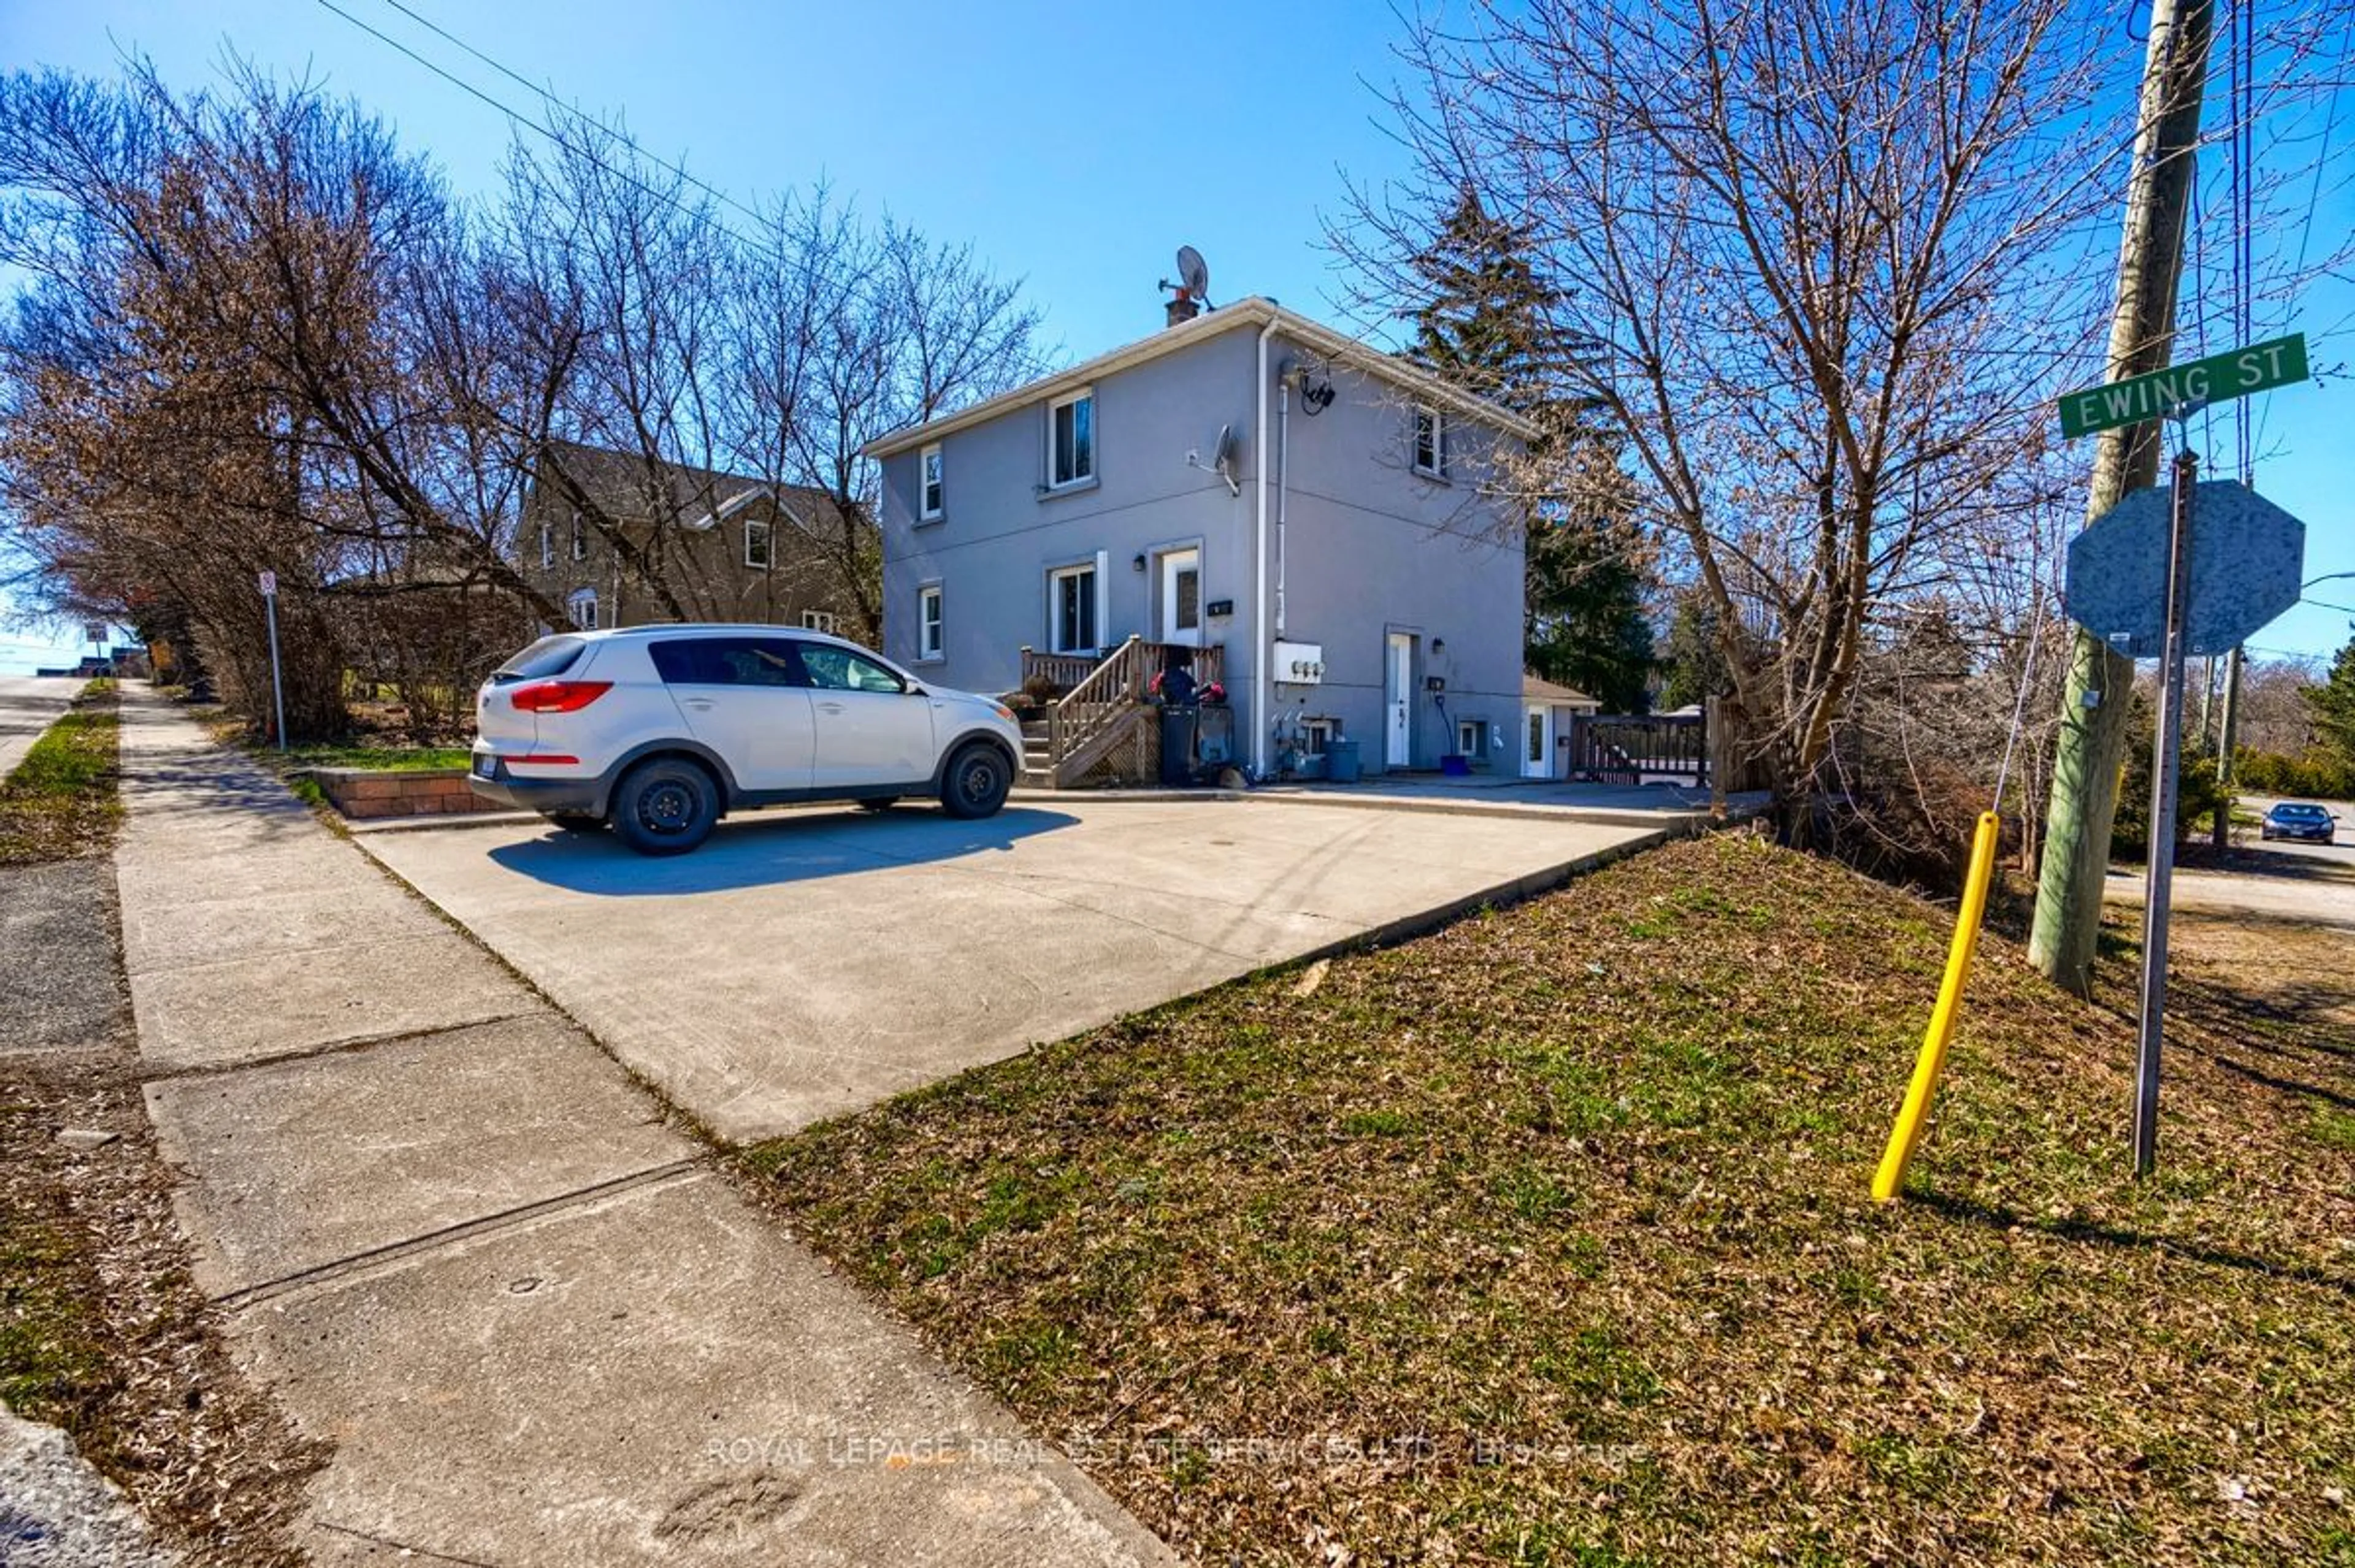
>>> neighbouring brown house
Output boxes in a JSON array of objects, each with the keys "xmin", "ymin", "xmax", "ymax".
[{"xmin": 518, "ymin": 440, "xmax": 870, "ymax": 640}]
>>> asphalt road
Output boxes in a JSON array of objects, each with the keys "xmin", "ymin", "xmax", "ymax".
[
  {"xmin": 0, "ymin": 676, "xmax": 82, "ymax": 781},
  {"xmin": 2106, "ymin": 792, "xmax": 2355, "ymax": 933}
]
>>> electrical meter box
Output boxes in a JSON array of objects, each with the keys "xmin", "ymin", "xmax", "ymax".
[{"xmin": 1271, "ymin": 640, "xmax": 1325, "ymax": 684}]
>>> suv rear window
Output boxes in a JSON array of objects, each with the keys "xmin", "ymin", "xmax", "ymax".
[{"xmin": 494, "ymin": 635, "xmax": 586, "ymax": 683}]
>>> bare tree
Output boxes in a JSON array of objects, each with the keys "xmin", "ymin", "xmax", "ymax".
[
  {"xmin": 0, "ymin": 63, "xmax": 566, "ymax": 734},
  {"xmin": 724, "ymin": 191, "xmax": 1046, "ymax": 642},
  {"xmin": 1342, "ymin": 0, "xmax": 2355, "ymax": 848},
  {"xmin": 1336, "ymin": 1, "xmax": 2186, "ymax": 832}
]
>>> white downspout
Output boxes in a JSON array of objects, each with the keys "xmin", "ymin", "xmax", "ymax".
[
  {"xmin": 1276, "ymin": 370, "xmax": 1290, "ymax": 638},
  {"xmin": 1254, "ymin": 313, "xmax": 1279, "ymax": 778}
]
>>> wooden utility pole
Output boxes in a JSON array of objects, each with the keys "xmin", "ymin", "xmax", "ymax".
[{"xmin": 2029, "ymin": 0, "xmax": 2215, "ymax": 995}]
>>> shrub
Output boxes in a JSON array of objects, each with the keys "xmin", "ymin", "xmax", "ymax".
[{"xmin": 2232, "ymin": 747, "xmax": 2354, "ymax": 800}]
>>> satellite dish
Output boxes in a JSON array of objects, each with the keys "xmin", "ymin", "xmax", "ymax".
[
  {"xmin": 1176, "ymin": 245, "xmax": 1211, "ymax": 307},
  {"xmin": 1211, "ymin": 423, "xmax": 1239, "ymax": 496}
]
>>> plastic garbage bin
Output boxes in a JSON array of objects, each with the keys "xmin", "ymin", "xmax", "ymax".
[
  {"xmin": 1159, "ymin": 706, "xmax": 1197, "ymax": 786},
  {"xmin": 1325, "ymin": 738, "xmax": 1361, "ymax": 784}
]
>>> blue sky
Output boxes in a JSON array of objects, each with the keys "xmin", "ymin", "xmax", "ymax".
[{"xmin": 1, "ymin": 0, "xmax": 2348, "ymax": 673}]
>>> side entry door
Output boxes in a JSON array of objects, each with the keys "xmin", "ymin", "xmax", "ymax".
[{"xmin": 646, "ymin": 637, "xmax": 815, "ymax": 794}]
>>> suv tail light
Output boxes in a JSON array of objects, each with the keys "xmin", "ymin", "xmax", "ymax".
[{"xmin": 509, "ymin": 679, "xmax": 613, "ymax": 714}]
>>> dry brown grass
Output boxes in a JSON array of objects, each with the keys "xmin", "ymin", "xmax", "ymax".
[
  {"xmin": 742, "ymin": 833, "xmax": 2355, "ymax": 1566},
  {"xmin": 2, "ymin": 681, "xmax": 320, "ymax": 1562}
]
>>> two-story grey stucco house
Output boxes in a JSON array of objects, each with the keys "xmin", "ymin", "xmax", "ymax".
[{"xmin": 864, "ymin": 296, "xmax": 1535, "ymax": 781}]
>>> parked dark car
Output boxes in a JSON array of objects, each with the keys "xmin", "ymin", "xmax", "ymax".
[{"xmin": 2260, "ymin": 801, "xmax": 2337, "ymax": 844}]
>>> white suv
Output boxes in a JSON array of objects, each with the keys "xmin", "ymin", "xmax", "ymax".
[{"xmin": 468, "ymin": 625, "xmax": 1024, "ymax": 855}]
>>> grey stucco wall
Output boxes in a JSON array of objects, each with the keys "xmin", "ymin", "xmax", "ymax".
[{"xmin": 879, "ymin": 313, "xmax": 1524, "ymax": 773}]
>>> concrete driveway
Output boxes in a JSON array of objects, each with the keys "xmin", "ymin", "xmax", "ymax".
[
  {"xmin": 0, "ymin": 675, "xmax": 81, "ymax": 779},
  {"xmin": 359, "ymin": 796, "xmax": 1684, "ymax": 1142}
]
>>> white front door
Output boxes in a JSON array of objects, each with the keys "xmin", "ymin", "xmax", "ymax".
[
  {"xmin": 1158, "ymin": 549, "xmax": 1204, "ymax": 647},
  {"xmin": 1523, "ymin": 706, "xmax": 1552, "ymax": 779},
  {"xmin": 1384, "ymin": 632, "xmax": 1414, "ymax": 768}
]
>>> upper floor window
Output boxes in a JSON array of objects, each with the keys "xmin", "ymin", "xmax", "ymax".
[
  {"xmin": 917, "ymin": 583, "xmax": 944, "ymax": 661},
  {"xmin": 565, "ymin": 587, "xmax": 599, "ymax": 630},
  {"xmin": 1412, "ymin": 405, "xmax": 1449, "ymax": 480},
  {"xmin": 745, "ymin": 517, "xmax": 772, "ymax": 570},
  {"xmin": 919, "ymin": 444, "xmax": 944, "ymax": 521},
  {"xmin": 1048, "ymin": 389, "xmax": 1094, "ymax": 489},
  {"xmin": 800, "ymin": 609, "xmax": 839, "ymax": 635},
  {"xmin": 569, "ymin": 511, "xmax": 589, "ymax": 560},
  {"xmin": 537, "ymin": 522, "xmax": 553, "ymax": 569}
]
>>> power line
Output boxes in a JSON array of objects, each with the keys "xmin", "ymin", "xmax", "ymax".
[
  {"xmin": 307, "ymin": 0, "xmax": 786, "ymax": 269},
  {"xmin": 364, "ymin": 0, "xmax": 784, "ymax": 240}
]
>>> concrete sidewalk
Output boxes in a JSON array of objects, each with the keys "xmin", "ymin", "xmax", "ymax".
[{"xmin": 113, "ymin": 690, "xmax": 1171, "ymax": 1567}]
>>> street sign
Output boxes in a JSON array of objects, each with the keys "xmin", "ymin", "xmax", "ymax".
[
  {"xmin": 2058, "ymin": 333, "xmax": 2308, "ymax": 438},
  {"xmin": 83, "ymin": 623, "xmax": 106, "ymax": 647},
  {"xmin": 2062, "ymin": 481, "xmax": 2304, "ymax": 657},
  {"xmin": 258, "ymin": 569, "xmax": 277, "ymax": 597}
]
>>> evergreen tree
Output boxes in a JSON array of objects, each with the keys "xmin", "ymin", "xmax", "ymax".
[
  {"xmin": 1404, "ymin": 188, "xmax": 1654, "ymax": 711},
  {"xmin": 1658, "ymin": 591, "xmax": 1730, "ymax": 710},
  {"xmin": 2307, "ymin": 629, "xmax": 2355, "ymax": 766}
]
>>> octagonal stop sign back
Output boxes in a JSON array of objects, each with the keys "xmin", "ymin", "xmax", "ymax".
[{"xmin": 2063, "ymin": 481, "xmax": 2306, "ymax": 659}]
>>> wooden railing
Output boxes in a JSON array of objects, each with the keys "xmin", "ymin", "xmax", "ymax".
[
  {"xmin": 1034, "ymin": 638, "xmax": 1226, "ymax": 786},
  {"xmin": 1019, "ymin": 647, "xmax": 1098, "ymax": 692},
  {"xmin": 1022, "ymin": 641, "xmax": 1223, "ymax": 699},
  {"xmin": 1046, "ymin": 637, "xmax": 1152, "ymax": 782},
  {"xmin": 1567, "ymin": 713, "xmax": 1709, "ymax": 784}
]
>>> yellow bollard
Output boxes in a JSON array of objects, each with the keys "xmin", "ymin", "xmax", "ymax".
[{"xmin": 1872, "ymin": 809, "xmax": 2002, "ymax": 1203}]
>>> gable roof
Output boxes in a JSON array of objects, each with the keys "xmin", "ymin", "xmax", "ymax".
[
  {"xmin": 861, "ymin": 297, "xmax": 1539, "ymax": 459},
  {"xmin": 532, "ymin": 440, "xmax": 845, "ymax": 535},
  {"xmin": 1522, "ymin": 675, "xmax": 1599, "ymax": 707}
]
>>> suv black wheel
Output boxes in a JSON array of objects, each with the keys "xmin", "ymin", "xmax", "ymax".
[
  {"xmin": 610, "ymin": 757, "xmax": 719, "ymax": 855},
  {"xmin": 542, "ymin": 811, "xmax": 605, "ymax": 835},
  {"xmin": 939, "ymin": 743, "xmax": 1011, "ymax": 820}
]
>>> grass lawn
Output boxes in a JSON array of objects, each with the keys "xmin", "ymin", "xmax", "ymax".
[
  {"xmin": 278, "ymin": 741, "xmax": 473, "ymax": 772},
  {"xmin": 0, "ymin": 679, "xmax": 120, "ymax": 866},
  {"xmin": 741, "ymin": 833, "xmax": 2354, "ymax": 1566}
]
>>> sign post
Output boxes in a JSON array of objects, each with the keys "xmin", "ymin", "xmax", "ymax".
[
  {"xmin": 2058, "ymin": 333, "xmax": 2310, "ymax": 1176},
  {"xmin": 259, "ymin": 570, "xmax": 286, "ymax": 752},
  {"xmin": 2131, "ymin": 445, "xmax": 2196, "ymax": 1178}
]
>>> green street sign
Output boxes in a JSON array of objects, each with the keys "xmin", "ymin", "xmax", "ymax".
[{"xmin": 2058, "ymin": 332, "xmax": 2308, "ymax": 438}]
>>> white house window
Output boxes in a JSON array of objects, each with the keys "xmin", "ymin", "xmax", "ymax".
[
  {"xmin": 1300, "ymin": 717, "xmax": 1338, "ymax": 756},
  {"xmin": 744, "ymin": 517, "xmax": 772, "ymax": 570},
  {"xmin": 1457, "ymin": 718, "xmax": 1488, "ymax": 760},
  {"xmin": 1412, "ymin": 405, "xmax": 1447, "ymax": 479},
  {"xmin": 1048, "ymin": 389, "xmax": 1094, "ymax": 489},
  {"xmin": 918, "ymin": 584, "xmax": 944, "ymax": 660},
  {"xmin": 1049, "ymin": 562, "xmax": 1098, "ymax": 654},
  {"xmin": 800, "ymin": 609, "xmax": 839, "ymax": 635},
  {"xmin": 919, "ymin": 444, "xmax": 944, "ymax": 521},
  {"xmin": 566, "ymin": 587, "xmax": 599, "ymax": 630},
  {"xmin": 569, "ymin": 512, "xmax": 588, "ymax": 560}
]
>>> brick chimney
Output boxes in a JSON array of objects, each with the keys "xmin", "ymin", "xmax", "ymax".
[{"xmin": 1164, "ymin": 290, "xmax": 1201, "ymax": 329}]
